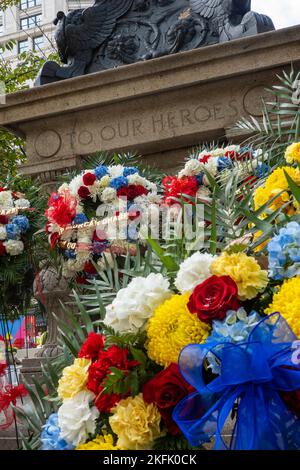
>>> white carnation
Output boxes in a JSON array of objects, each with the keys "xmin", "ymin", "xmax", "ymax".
[
  {"xmin": 0, "ymin": 191, "xmax": 13, "ymax": 209},
  {"xmin": 178, "ymin": 159, "xmax": 202, "ymax": 178},
  {"xmin": 0, "ymin": 225, "xmax": 7, "ymax": 241},
  {"xmin": 175, "ymin": 252, "xmax": 216, "ymax": 293},
  {"xmin": 104, "ymin": 273, "xmax": 172, "ymax": 333},
  {"xmin": 69, "ymin": 174, "xmax": 84, "ymax": 196},
  {"xmin": 101, "ymin": 187, "xmax": 117, "ymax": 203},
  {"xmin": 108, "ymin": 165, "xmax": 124, "ymax": 178},
  {"xmin": 15, "ymin": 198, "xmax": 30, "ymax": 209},
  {"xmin": 89, "ymin": 181, "xmax": 102, "ymax": 202},
  {"xmin": 4, "ymin": 240, "xmax": 24, "ymax": 256},
  {"xmin": 57, "ymin": 183, "xmax": 69, "ymax": 194},
  {"xmin": 202, "ymin": 157, "xmax": 218, "ymax": 176},
  {"xmin": 224, "ymin": 145, "xmax": 240, "ymax": 153},
  {"xmin": 58, "ymin": 391, "xmax": 99, "ymax": 446}
]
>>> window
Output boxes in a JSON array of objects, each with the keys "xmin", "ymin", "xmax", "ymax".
[
  {"xmin": 18, "ymin": 39, "xmax": 30, "ymax": 54},
  {"xmin": 33, "ymin": 35, "xmax": 43, "ymax": 51},
  {"xmin": 20, "ymin": 0, "xmax": 42, "ymax": 9},
  {"xmin": 20, "ymin": 14, "xmax": 41, "ymax": 29}
]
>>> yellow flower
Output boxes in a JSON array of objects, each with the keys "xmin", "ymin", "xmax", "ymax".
[
  {"xmin": 146, "ymin": 293, "xmax": 210, "ymax": 367},
  {"xmin": 253, "ymin": 230, "xmax": 269, "ymax": 253},
  {"xmin": 109, "ymin": 394, "xmax": 162, "ymax": 450},
  {"xmin": 58, "ymin": 358, "xmax": 91, "ymax": 401},
  {"xmin": 99, "ymin": 175, "xmax": 110, "ymax": 188},
  {"xmin": 211, "ymin": 252, "xmax": 268, "ymax": 301},
  {"xmin": 265, "ymin": 276, "xmax": 300, "ymax": 338},
  {"xmin": 76, "ymin": 434, "xmax": 123, "ymax": 450},
  {"xmin": 285, "ymin": 142, "xmax": 300, "ymax": 164},
  {"xmin": 254, "ymin": 167, "xmax": 300, "ymax": 213}
]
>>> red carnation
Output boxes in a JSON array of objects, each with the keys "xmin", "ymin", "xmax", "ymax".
[
  {"xmin": 84, "ymin": 261, "xmax": 97, "ymax": 275},
  {"xmin": 83, "ymin": 172, "xmax": 96, "ymax": 186},
  {"xmin": 187, "ymin": 275, "xmax": 240, "ymax": 323},
  {"xmin": 75, "ymin": 276, "xmax": 88, "ymax": 285},
  {"xmin": 87, "ymin": 345, "xmax": 139, "ymax": 413},
  {"xmin": 0, "ymin": 216, "xmax": 8, "ymax": 224},
  {"xmin": 162, "ymin": 176, "xmax": 198, "ymax": 205},
  {"xmin": 0, "ymin": 242, "xmax": 5, "ymax": 256},
  {"xmin": 78, "ymin": 332, "xmax": 105, "ymax": 361},
  {"xmin": 0, "ymin": 363, "xmax": 7, "ymax": 377},
  {"xmin": 199, "ymin": 154, "xmax": 212, "ymax": 163},
  {"xmin": 143, "ymin": 364, "xmax": 194, "ymax": 435},
  {"xmin": 46, "ymin": 192, "xmax": 77, "ymax": 227},
  {"xmin": 78, "ymin": 186, "xmax": 90, "ymax": 199},
  {"xmin": 117, "ymin": 184, "xmax": 148, "ymax": 200}
]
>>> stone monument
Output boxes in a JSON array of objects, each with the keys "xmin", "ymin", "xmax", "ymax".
[{"xmin": 36, "ymin": 0, "xmax": 274, "ymax": 85}]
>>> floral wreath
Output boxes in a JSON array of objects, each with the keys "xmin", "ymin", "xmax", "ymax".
[
  {"xmin": 162, "ymin": 145, "xmax": 267, "ymax": 204},
  {"xmin": 45, "ymin": 164, "xmax": 160, "ymax": 282}
]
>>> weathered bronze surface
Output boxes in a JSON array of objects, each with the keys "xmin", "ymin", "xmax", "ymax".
[{"xmin": 35, "ymin": 0, "xmax": 274, "ymax": 86}]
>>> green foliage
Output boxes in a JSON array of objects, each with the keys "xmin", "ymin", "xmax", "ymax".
[
  {"xmin": 153, "ymin": 435, "xmax": 204, "ymax": 451},
  {"xmin": 236, "ymin": 68, "xmax": 300, "ymax": 169}
]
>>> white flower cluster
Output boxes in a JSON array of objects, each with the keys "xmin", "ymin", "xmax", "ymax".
[
  {"xmin": 174, "ymin": 252, "xmax": 216, "ymax": 293},
  {"xmin": 0, "ymin": 190, "xmax": 30, "ymax": 257},
  {"xmin": 58, "ymin": 390, "xmax": 99, "ymax": 447},
  {"xmin": 104, "ymin": 273, "xmax": 172, "ymax": 333}
]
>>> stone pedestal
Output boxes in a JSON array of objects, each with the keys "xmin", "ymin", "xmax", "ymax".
[{"xmin": 0, "ymin": 26, "xmax": 299, "ymax": 186}]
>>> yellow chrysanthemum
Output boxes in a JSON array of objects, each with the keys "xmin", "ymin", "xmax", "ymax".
[
  {"xmin": 146, "ymin": 293, "xmax": 211, "ymax": 367},
  {"xmin": 254, "ymin": 166, "xmax": 300, "ymax": 213},
  {"xmin": 285, "ymin": 142, "xmax": 300, "ymax": 164},
  {"xmin": 58, "ymin": 358, "xmax": 90, "ymax": 401},
  {"xmin": 109, "ymin": 394, "xmax": 162, "ymax": 450},
  {"xmin": 76, "ymin": 434, "xmax": 123, "ymax": 450},
  {"xmin": 211, "ymin": 252, "xmax": 268, "ymax": 301},
  {"xmin": 265, "ymin": 276, "xmax": 300, "ymax": 338}
]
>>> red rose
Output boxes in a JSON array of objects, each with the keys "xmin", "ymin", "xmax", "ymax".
[
  {"xmin": 0, "ymin": 216, "xmax": 8, "ymax": 224},
  {"xmin": 78, "ymin": 332, "xmax": 105, "ymax": 361},
  {"xmin": 117, "ymin": 184, "xmax": 148, "ymax": 200},
  {"xmin": 87, "ymin": 345, "xmax": 139, "ymax": 413},
  {"xmin": 0, "ymin": 242, "xmax": 6, "ymax": 256},
  {"xmin": 143, "ymin": 364, "xmax": 194, "ymax": 435},
  {"xmin": 84, "ymin": 261, "xmax": 97, "ymax": 275},
  {"xmin": 78, "ymin": 186, "xmax": 90, "ymax": 199},
  {"xmin": 83, "ymin": 172, "xmax": 96, "ymax": 186},
  {"xmin": 187, "ymin": 275, "xmax": 240, "ymax": 323}
]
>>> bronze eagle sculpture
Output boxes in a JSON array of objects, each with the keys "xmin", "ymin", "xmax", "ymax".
[{"xmin": 35, "ymin": 0, "xmax": 274, "ymax": 86}]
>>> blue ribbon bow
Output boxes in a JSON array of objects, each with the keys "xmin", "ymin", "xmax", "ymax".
[{"xmin": 173, "ymin": 313, "xmax": 300, "ymax": 450}]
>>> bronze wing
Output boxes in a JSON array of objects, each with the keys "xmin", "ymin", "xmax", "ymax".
[
  {"xmin": 189, "ymin": 0, "xmax": 225, "ymax": 18},
  {"xmin": 65, "ymin": 0, "xmax": 134, "ymax": 53}
]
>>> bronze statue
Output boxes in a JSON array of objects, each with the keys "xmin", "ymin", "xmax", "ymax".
[{"xmin": 35, "ymin": 0, "xmax": 274, "ymax": 86}]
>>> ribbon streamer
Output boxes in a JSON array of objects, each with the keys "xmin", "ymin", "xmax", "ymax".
[{"xmin": 173, "ymin": 313, "xmax": 300, "ymax": 450}]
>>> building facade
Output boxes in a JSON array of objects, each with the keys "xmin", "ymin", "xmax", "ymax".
[{"xmin": 0, "ymin": 0, "xmax": 92, "ymax": 59}]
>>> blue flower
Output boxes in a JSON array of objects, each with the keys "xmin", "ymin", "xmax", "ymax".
[
  {"xmin": 123, "ymin": 167, "xmax": 139, "ymax": 177},
  {"xmin": 110, "ymin": 176, "xmax": 128, "ymax": 190},
  {"xmin": 217, "ymin": 157, "xmax": 233, "ymax": 172},
  {"xmin": 11, "ymin": 215, "xmax": 30, "ymax": 234},
  {"xmin": 72, "ymin": 213, "xmax": 88, "ymax": 225},
  {"xmin": 254, "ymin": 162, "xmax": 268, "ymax": 178},
  {"xmin": 95, "ymin": 165, "xmax": 109, "ymax": 180},
  {"xmin": 64, "ymin": 249, "xmax": 76, "ymax": 259},
  {"xmin": 268, "ymin": 222, "xmax": 300, "ymax": 280},
  {"xmin": 6, "ymin": 223, "xmax": 21, "ymax": 240},
  {"xmin": 206, "ymin": 309, "xmax": 261, "ymax": 374},
  {"xmin": 196, "ymin": 173, "xmax": 204, "ymax": 185},
  {"xmin": 40, "ymin": 414, "xmax": 74, "ymax": 451}
]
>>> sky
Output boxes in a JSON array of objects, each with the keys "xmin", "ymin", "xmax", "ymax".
[{"xmin": 252, "ymin": 0, "xmax": 300, "ymax": 29}]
